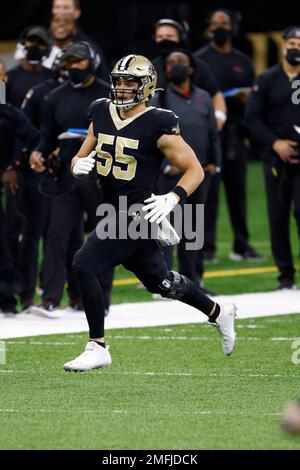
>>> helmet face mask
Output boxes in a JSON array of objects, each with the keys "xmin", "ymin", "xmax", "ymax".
[{"xmin": 109, "ymin": 55, "xmax": 157, "ymax": 110}]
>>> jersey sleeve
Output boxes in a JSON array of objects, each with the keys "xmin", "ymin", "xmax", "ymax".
[
  {"xmin": 21, "ymin": 88, "xmax": 38, "ymax": 127},
  {"xmin": 155, "ymin": 109, "xmax": 180, "ymax": 139},
  {"xmin": 88, "ymin": 98, "xmax": 109, "ymax": 135},
  {"xmin": 88, "ymin": 98, "xmax": 108, "ymax": 120}
]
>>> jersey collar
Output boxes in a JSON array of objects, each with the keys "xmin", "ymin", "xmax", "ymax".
[{"xmin": 109, "ymin": 103, "xmax": 155, "ymax": 130}]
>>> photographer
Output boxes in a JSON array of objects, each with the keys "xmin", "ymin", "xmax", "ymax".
[{"xmin": 245, "ymin": 26, "xmax": 300, "ymax": 290}]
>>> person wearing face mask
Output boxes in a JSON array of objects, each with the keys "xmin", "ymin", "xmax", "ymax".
[
  {"xmin": 6, "ymin": 26, "xmax": 53, "ymax": 108},
  {"xmin": 0, "ymin": 104, "xmax": 40, "ymax": 316},
  {"xmin": 27, "ymin": 42, "xmax": 113, "ymax": 317},
  {"xmin": 21, "ymin": 50, "xmax": 67, "ymax": 129},
  {"xmin": 4, "ymin": 26, "xmax": 53, "ymax": 296},
  {"xmin": 152, "ymin": 18, "xmax": 227, "ymax": 131},
  {"xmin": 245, "ymin": 26, "xmax": 300, "ymax": 290},
  {"xmin": 8, "ymin": 51, "xmax": 69, "ymax": 313},
  {"xmin": 194, "ymin": 9, "xmax": 264, "ymax": 264},
  {"xmin": 150, "ymin": 49, "xmax": 221, "ymax": 295}
]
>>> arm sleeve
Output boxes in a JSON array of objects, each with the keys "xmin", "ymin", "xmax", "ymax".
[
  {"xmin": 21, "ymin": 88, "xmax": 38, "ymax": 127},
  {"xmin": 8, "ymin": 107, "xmax": 41, "ymax": 167},
  {"xmin": 36, "ymin": 92, "xmax": 59, "ymax": 156},
  {"xmin": 244, "ymin": 75, "xmax": 277, "ymax": 148},
  {"xmin": 194, "ymin": 59, "xmax": 220, "ymax": 96},
  {"xmin": 13, "ymin": 107, "xmax": 40, "ymax": 151}
]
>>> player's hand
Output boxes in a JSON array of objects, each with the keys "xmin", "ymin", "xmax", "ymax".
[
  {"xmin": 72, "ymin": 151, "xmax": 96, "ymax": 176},
  {"xmin": 142, "ymin": 192, "xmax": 179, "ymax": 224},
  {"xmin": 272, "ymin": 140, "xmax": 299, "ymax": 161},
  {"xmin": 2, "ymin": 168, "xmax": 19, "ymax": 195},
  {"xmin": 29, "ymin": 151, "xmax": 45, "ymax": 172}
]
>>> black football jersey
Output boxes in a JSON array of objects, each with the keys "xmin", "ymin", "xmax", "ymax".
[{"xmin": 89, "ymin": 99, "xmax": 180, "ymax": 207}]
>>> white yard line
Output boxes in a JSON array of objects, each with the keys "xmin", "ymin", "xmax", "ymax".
[
  {"xmin": 0, "ymin": 290, "xmax": 299, "ymax": 340},
  {"xmin": 0, "ymin": 408, "xmax": 282, "ymax": 416},
  {"xmin": 5, "ymin": 341, "xmax": 77, "ymax": 346},
  {"xmin": 3, "ymin": 336, "xmax": 300, "ymax": 344}
]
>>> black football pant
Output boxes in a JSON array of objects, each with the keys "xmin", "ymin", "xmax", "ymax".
[
  {"xmin": 204, "ymin": 123, "xmax": 250, "ymax": 254},
  {"xmin": 0, "ymin": 183, "xmax": 17, "ymax": 311},
  {"xmin": 72, "ymin": 213, "xmax": 217, "ymax": 338},
  {"xmin": 42, "ymin": 176, "xmax": 114, "ymax": 309},
  {"xmin": 263, "ymin": 158, "xmax": 300, "ymax": 282}
]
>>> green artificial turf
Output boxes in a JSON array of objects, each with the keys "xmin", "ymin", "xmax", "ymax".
[{"xmin": 1, "ymin": 314, "xmax": 300, "ymax": 450}]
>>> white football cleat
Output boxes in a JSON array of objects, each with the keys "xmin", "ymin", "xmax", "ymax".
[
  {"xmin": 208, "ymin": 302, "xmax": 237, "ymax": 355},
  {"xmin": 63, "ymin": 341, "xmax": 112, "ymax": 372}
]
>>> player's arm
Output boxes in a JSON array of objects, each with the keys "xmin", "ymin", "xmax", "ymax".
[
  {"xmin": 70, "ymin": 122, "xmax": 97, "ymax": 178},
  {"xmin": 142, "ymin": 134, "xmax": 204, "ymax": 224},
  {"xmin": 158, "ymin": 133, "xmax": 204, "ymax": 198}
]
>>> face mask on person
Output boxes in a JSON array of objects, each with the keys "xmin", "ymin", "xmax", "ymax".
[
  {"xmin": 167, "ymin": 64, "xmax": 189, "ymax": 85},
  {"xmin": 67, "ymin": 66, "xmax": 93, "ymax": 88},
  {"xmin": 25, "ymin": 46, "xmax": 46, "ymax": 64},
  {"xmin": 284, "ymin": 48, "xmax": 300, "ymax": 66},
  {"xmin": 155, "ymin": 39, "xmax": 184, "ymax": 57},
  {"xmin": 211, "ymin": 27, "xmax": 232, "ymax": 46}
]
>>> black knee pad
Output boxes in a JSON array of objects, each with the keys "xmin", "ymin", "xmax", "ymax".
[{"xmin": 158, "ymin": 271, "xmax": 190, "ymax": 300}]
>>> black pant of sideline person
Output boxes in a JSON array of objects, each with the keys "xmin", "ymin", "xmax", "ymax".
[
  {"xmin": 41, "ymin": 175, "xmax": 114, "ymax": 311},
  {"xmin": 16, "ymin": 168, "xmax": 50, "ymax": 307},
  {"xmin": 0, "ymin": 183, "xmax": 17, "ymax": 313},
  {"xmin": 204, "ymin": 121, "xmax": 251, "ymax": 259},
  {"xmin": 263, "ymin": 157, "xmax": 300, "ymax": 286}
]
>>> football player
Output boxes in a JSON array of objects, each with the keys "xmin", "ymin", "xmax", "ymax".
[{"xmin": 64, "ymin": 55, "xmax": 237, "ymax": 372}]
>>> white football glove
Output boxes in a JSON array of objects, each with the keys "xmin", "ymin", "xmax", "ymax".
[
  {"xmin": 142, "ymin": 192, "xmax": 179, "ymax": 224},
  {"xmin": 72, "ymin": 151, "xmax": 96, "ymax": 176}
]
